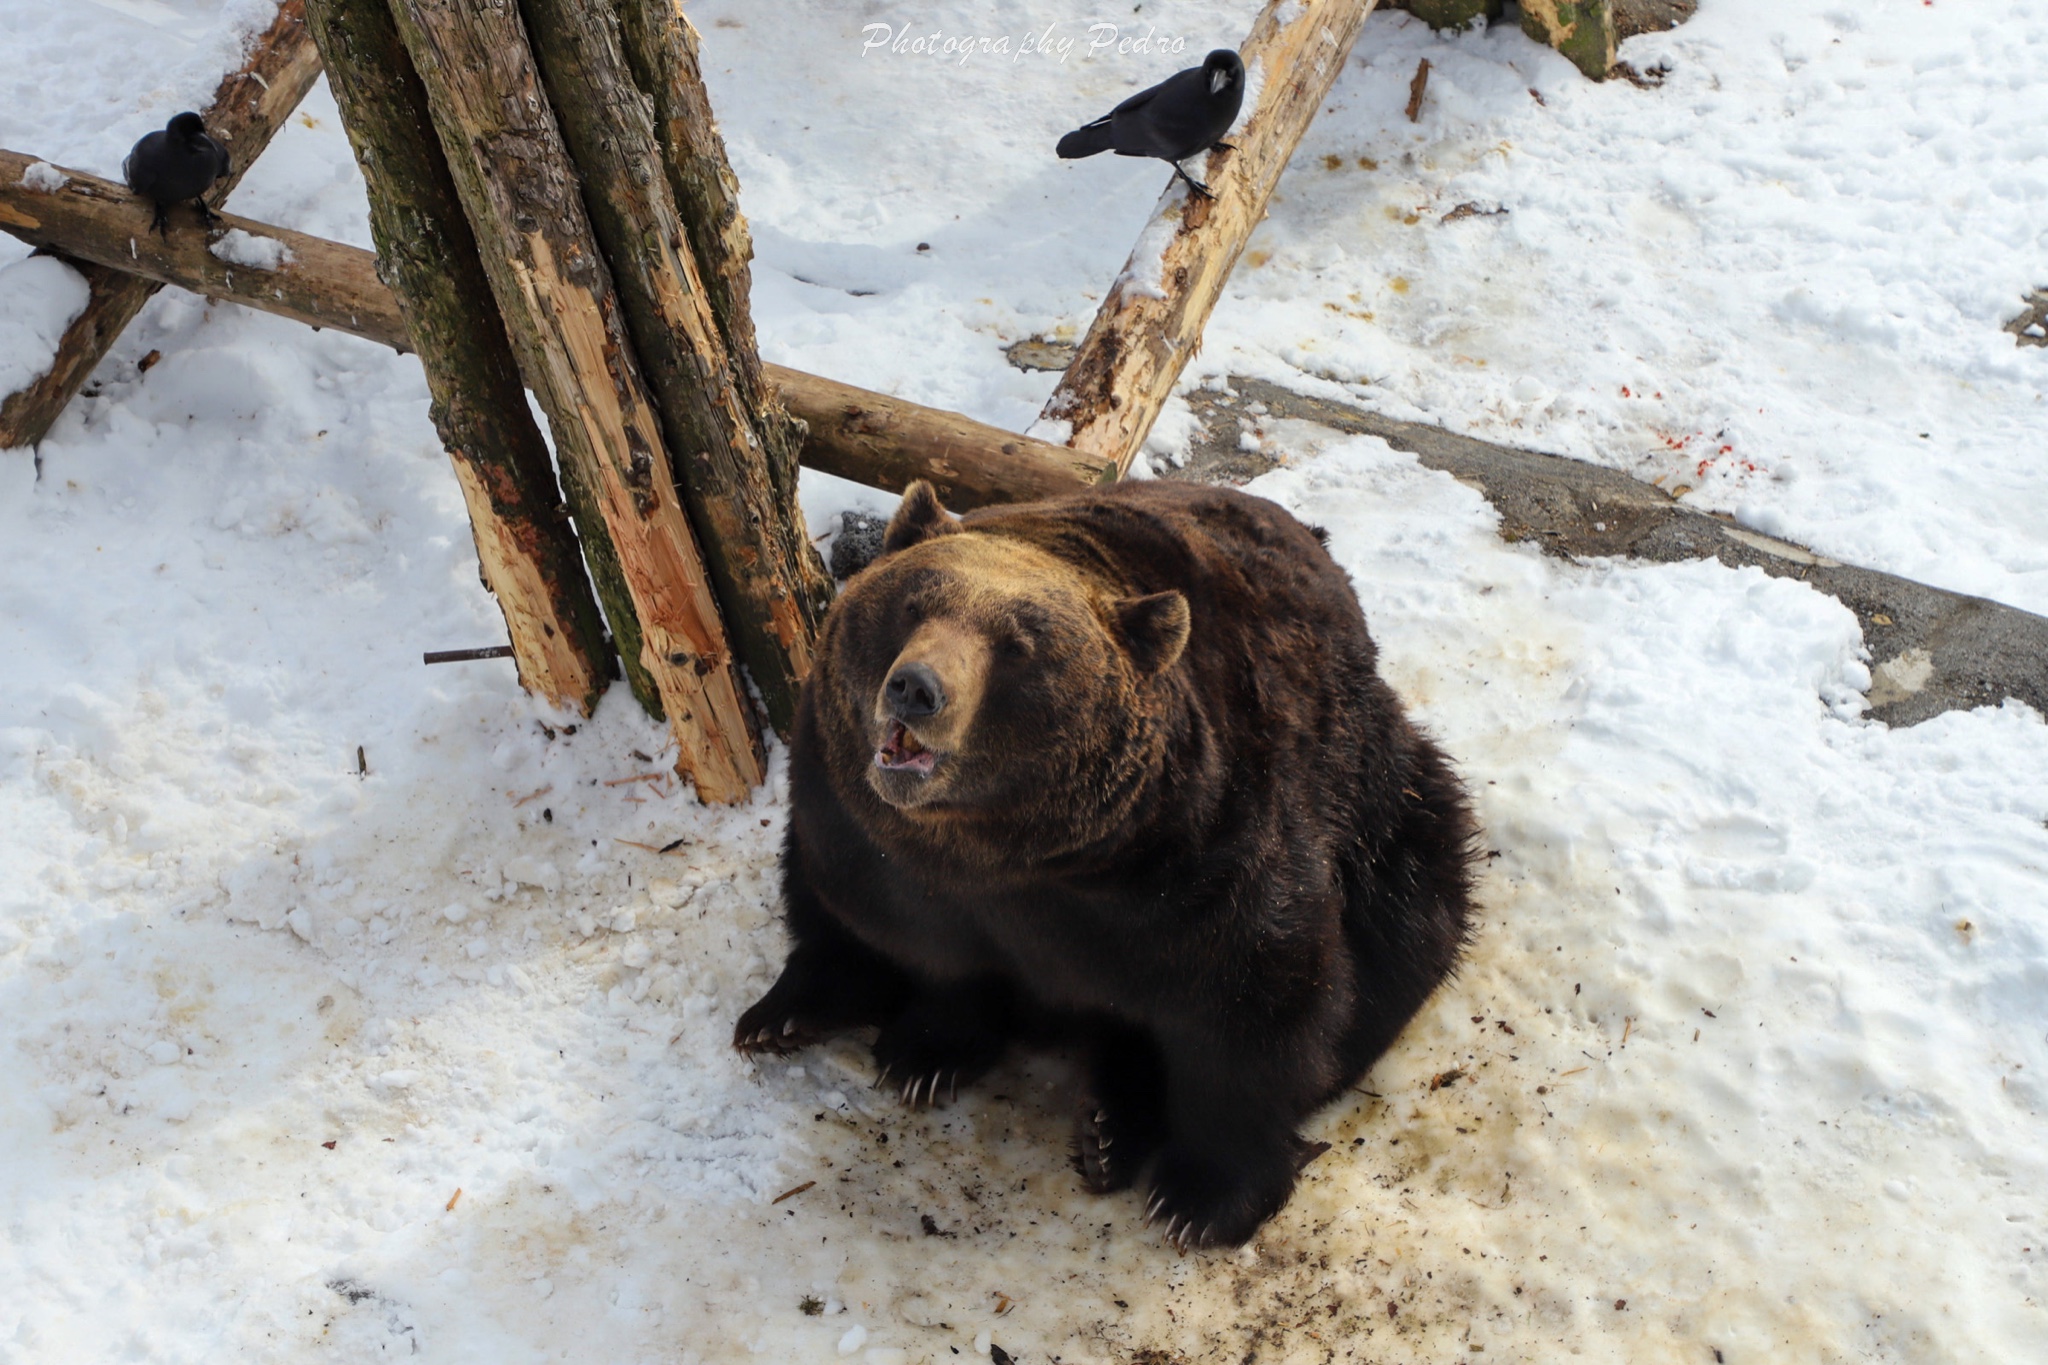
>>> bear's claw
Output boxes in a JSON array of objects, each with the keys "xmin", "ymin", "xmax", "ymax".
[
  {"xmin": 869, "ymin": 1002, "xmax": 1004, "ymax": 1109},
  {"xmin": 886, "ymin": 1068, "xmax": 958, "ymax": 1109},
  {"xmin": 1074, "ymin": 1102, "xmax": 1138, "ymax": 1194},
  {"xmin": 1139, "ymin": 1140, "xmax": 1300, "ymax": 1250}
]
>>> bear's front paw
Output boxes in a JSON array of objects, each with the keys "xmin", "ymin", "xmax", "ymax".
[
  {"xmin": 1141, "ymin": 1140, "xmax": 1304, "ymax": 1251},
  {"xmin": 733, "ymin": 947, "xmax": 907, "ymax": 1056},
  {"xmin": 1071, "ymin": 1088, "xmax": 1166, "ymax": 1195},
  {"xmin": 871, "ymin": 1006, "xmax": 1006, "ymax": 1109},
  {"xmin": 732, "ymin": 988, "xmax": 834, "ymax": 1057}
]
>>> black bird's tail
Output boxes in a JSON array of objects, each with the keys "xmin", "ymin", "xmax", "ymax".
[{"xmin": 1057, "ymin": 121, "xmax": 1115, "ymax": 160}]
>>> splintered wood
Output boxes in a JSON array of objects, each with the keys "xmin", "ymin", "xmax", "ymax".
[
  {"xmin": 386, "ymin": 0, "xmax": 765, "ymax": 801},
  {"xmin": 0, "ymin": 0, "xmax": 323, "ymax": 449},
  {"xmin": 301, "ymin": 0, "xmax": 615, "ymax": 715},
  {"xmin": 1040, "ymin": 0, "xmax": 1380, "ymax": 477}
]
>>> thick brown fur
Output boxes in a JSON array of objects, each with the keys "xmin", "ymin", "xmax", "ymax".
[{"xmin": 735, "ymin": 479, "xmax": 1478, "ymax": 1248}]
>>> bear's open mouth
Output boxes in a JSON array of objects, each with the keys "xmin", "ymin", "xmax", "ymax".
[{"xmin": 874, "ymin": 719, "xmax": 938, "ymax": 776}]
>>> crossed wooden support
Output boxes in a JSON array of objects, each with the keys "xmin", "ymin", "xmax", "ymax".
[{"xmin": 1, "ymin": 0, "xmax": 1376, "ymax": 800}]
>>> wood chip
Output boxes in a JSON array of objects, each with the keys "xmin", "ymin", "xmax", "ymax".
[
  {"xmin": 510, "ymin": 784, "xmax": 552, "ymax": 807},
  {"xmin": 445, "ymin": 1188, "xmax": 462, "ymax": 1212},
  {"xmin": 771, "ymin": 1180, "xmax": 816, "ymax": 1205},
  {"xmin": 604, "ymin": 771, "xmax": 668, "ymax": 786},
  {"xmin": 1406, "ymin": 58, "xmax": 1431, "ymax": 123}
]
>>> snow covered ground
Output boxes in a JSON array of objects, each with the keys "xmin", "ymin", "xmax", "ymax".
[{"xmin": 2, "ymin": 2, "xmax": 2045, "ymax": 1362}]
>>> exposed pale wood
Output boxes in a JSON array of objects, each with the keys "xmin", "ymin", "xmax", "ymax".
[
  {"xmin": 1520, "ymin": 0, "xmax": 1617, "ymax": 81},
  {"xmin": 0, "ymin": 0, "xmax": 323, "ymax": 449},
  {"xmin": 518, "ymin": 0, "xmax": 828, "ymax": 734},
  {"xmin": 0, "ymin": 160, "xmax": 1110, "ymax": 511},
  {"xmin": 299, "ymin": 0, "xmax": 614, "ymax": 715},
  {"xmin": 611, "ymin": 0, "xmax": 805, "ymax": 485},
  {"xmin": 0, "ymin": 148, "xmax": 409, "ymax": 345},
  {"xmin": 387, "ymin": 0, "xmax": 763, "ymax": 801},
  {"xmin": 1039, "ymin": 0, "xmax": 1379, "ymax": 477}
]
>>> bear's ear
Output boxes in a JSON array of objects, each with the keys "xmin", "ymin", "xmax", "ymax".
[
  {"xmin": 882, "ymin": 480, "xmax": 962, "ymax": 555},
  {"xmin": 1113, "ymin": 591, "xmax": 1191, "ymax": 679}
]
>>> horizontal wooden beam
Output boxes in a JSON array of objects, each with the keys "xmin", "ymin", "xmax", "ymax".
[
  {"xmin": 0, "ymin": 0, "xmax": 325, "ymax": 449},
  {"xmin": 0, "ymin": 147, "xmax": 1112, "ymax": 509}
]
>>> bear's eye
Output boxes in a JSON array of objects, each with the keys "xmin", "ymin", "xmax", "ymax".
[
  {"xmin": 996, "ymin": 632, "xmax": 1034, "ymax": 661},
  {"xmin": 902, "ymin": 599, "xmax": 924, "ymax": 624}
]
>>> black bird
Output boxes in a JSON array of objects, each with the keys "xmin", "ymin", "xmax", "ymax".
[
  {"xmin": 123, "ymin": 112, "xmax": 231, "ymax": 238},
  {"xmin": 1056, "ymin": 49, "xmax": 1246, "ymax": 199}
]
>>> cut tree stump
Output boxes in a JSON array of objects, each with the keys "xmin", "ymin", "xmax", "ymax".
[
  {"xmin": 0, "ymin": 0, "xmax": 323, "ymax": 450},
  {"xmin": 0, "ymin": 153, "xmax": 1114, "ymax": 509},
  {"xmin": 299, "ymin": 0, "xmax": 613, "ymax": 716},
  {"xmin": 387, "ymin": 0, "xmax": 764, "ymax": 801},
  {"xmin": 517, "ymin": 0, "xmax": 829, "ymax": 734},
  {"xmin": 1039, "ymin": 0, "xmax": 1379, "ymax": 478}
]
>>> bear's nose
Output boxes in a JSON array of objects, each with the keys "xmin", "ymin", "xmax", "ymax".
[{"xmin": 883, "ymin": 662, "xmax": 945, "ymax": 719}]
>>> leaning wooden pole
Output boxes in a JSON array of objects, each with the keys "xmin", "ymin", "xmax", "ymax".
[
  {"xmin": 1040, "ymin": 0, "xmax": 1378, "ymax": 476},
  {"xmin": 517, "ymin": 0, "xmax": 830, "ymax": 733},
  {"xmin": 0, "ymin": 0, "xmax": 323, "ymax": 450},
  {"xmin": 386, "ymin": 0, "xmax": 764, "ymax": 801},
  {"xmin": 300, "ymin": 0, "xmax": 613, "ymax": 715},
  {"xmin": 612, "ymin": 0, "xmax": 811, "ymax": 520},
  {"xmin": 0, "ymin": 152, "xmax": 1119, "ymax": 509}
]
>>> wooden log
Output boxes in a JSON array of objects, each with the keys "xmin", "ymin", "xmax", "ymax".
[
  {"xmin": 517, "ymin": 0, "xmax": 829, "ymax": 734},
  {"xmin": 0, "ymin": 159, "xmax": 1114, "ymax": 508},
  {"xmin": 768, "ymin": 365, "xmax": 1115, "ymax": 508},
  {"xmin": 386, "ymin": 0, "xmax": 763, "ymax": 801},
  {"xmin": 1520, "ymin": 0, "xmax": 1617, "ymax": 81},
  {"xmin": 0, "ymin": 148, "xmax": 411, "ymax": 347},
  {"xmin": 0, "ymin": 0, "xmax": 323, "ymax": 450},
  {"xmin": 1382, "ymin": 0, "xmax": 1503, "ymax": 31},
  {"xmin": 611, "ymin": 0, "xmax": 805, "ymax": 489},
  {"xmin": 612, "ymin": 0, "xmax": 828, "ymax": 714},
  {"xmin": 299, "ymin": 0, "xmax": 613, "ymax": 716},
  {"xmin": 1039, "ymin": 0, "xmax": 1378, "ymax": 477}
]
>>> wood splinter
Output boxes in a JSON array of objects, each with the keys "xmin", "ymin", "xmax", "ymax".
[{"xmin": 1406, "ymin": 57, "xmax": 1432, "ymax": 123}]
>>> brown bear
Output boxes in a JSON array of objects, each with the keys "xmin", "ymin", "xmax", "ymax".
[{"xmin": 735, "ymin": 478, "xmax": 1477, "ymax": 1248}]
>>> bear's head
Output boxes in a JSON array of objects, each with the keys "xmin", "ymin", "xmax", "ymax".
[{"xmin": 821, "ymin": 482, "xmax": 1190, "ymax": 839}]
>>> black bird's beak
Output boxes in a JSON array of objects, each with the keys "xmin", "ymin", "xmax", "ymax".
[{"xmin": 1210, "ymin": 69, "xmax": 1231, "ymax": 95}]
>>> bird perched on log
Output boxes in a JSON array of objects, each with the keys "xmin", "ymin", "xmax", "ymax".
[
  {"xmin": 123, "ymin": 112, "xmax": 231, "ymax": 238},
  {"xmin": 1056, "ymin": 49, "xmax": 1246, "ymax": 199}
]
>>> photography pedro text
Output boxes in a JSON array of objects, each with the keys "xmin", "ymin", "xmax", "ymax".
[{"xmin": 861, "ymin": 22, "xmax": 1192, "ymax": 66}]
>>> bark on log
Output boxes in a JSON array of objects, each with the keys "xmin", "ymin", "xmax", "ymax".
[
  {"xmin": 611, "ymin": 0, "xmax": 805, "ymax": 493},
  {"xmin": 387, "ymin": 0, "xmax": 764, "ymax": 801},
  {"xmin": 517, "ymin": 0, "xmax": 829, "ymax": 734},
  {"xmin": 0, "ymin": 149, "xmax": 405, "ymax": 342},
  {"xmin": 0, "ymin": 0, "xmax": 323, "ymax": 449},
  {"xmin": 1039, "ymin": 0, "xmax": 1379, "ymax": 477},
  {"xmin": 769, "ymin": 366, "xmax": 1115, "ymax": 508},
  {"xmin": 299, "ymin": 0, "xmax": 613, "ymax": 715},
  {"xmin": 1520, "ymin": 0, "xmax": 1616, "ymax": 81},
  {"xmin": 0, "ymin": 159, "xmax": 1114, "ymax": 508}
]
